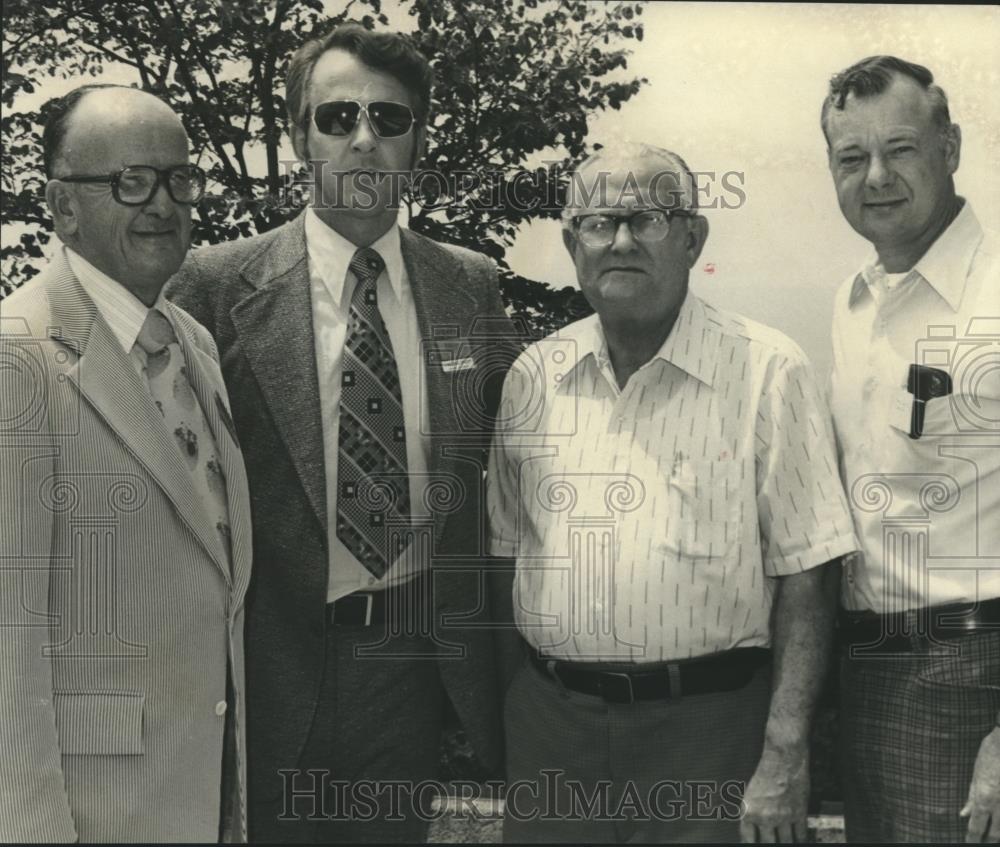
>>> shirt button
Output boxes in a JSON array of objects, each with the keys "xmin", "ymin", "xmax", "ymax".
[
  {"xmin": 215, "ymin": 700, "xmax": 227, "ymax": 716},
  {"xmin": 368, "ymin": 577, "xmax": 376, "ymax": 586}
]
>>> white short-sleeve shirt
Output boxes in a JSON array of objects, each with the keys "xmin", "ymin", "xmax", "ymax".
[
  {"xmin": 830, "ymin": 202, "xmax": 1000, "ymax": 613},
  {"xmin": 488, "ymin": 292, "xmax": 858, "ymax": 662}
]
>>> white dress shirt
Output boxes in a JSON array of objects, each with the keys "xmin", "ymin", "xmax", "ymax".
[
  {"xmin": 830, "ymin": 201, "xmax": 1000, "ymax": 613},
  {"xmin": 304, "ymin": 209, "xmax": 432, "ymax": 602},
  {"xmin": 63, "ymin": 245, "xmax": 173, "ymax": 370},
  {"xmin": 488, "ymin": 292, "xmax": 858, "ymax": 662}
]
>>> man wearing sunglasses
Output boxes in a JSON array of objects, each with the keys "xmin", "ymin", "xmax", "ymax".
[
  {"xmin": 168, "ymin": 21, "xmax": 517, "ymax": 844},
  {"xmin": 487, "ymin": 142, "xmax": 858, "ymax": 842},
  {"xmin": 1, "ymin": 85, "xmax": 252, "ymax": 842}
]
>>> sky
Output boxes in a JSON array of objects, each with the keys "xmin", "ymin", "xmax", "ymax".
[
  {"xmin": 501, "ymin": 3, "xmax": 1000, "ymax": 375},
  {"xmin": 7, "ymin": 3, "xmax": 999, "ymax": 375}
]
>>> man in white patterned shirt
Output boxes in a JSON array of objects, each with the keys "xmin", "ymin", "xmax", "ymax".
[{"xmin": 488, "ymin": 142, "xmax": 858, "ymax": 842}]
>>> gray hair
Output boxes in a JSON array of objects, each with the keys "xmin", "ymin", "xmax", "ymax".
[{"xmin": 561, "ymin": 142, "xmax": 698, "ymax": 228}]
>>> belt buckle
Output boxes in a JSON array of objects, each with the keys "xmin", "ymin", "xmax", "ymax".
[
  {"xmin": 600, "ymin": 671, "xmax": 635, "ymax": 704},
  {"xmin": 328, "ymin": 593, "xmax": 375, "ymax": 626}
]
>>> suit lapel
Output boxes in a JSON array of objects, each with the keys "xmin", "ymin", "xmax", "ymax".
[
  {"xmin": 401, "ymin": 230, "xmax": 480, "ymax": 543},
  {"xmin": 224, "ymin": 222, "xmax": 484, "ymax": 551},
  {"xmin": 44, "ymin": 257, "xmax": 232, "ymax": 579},
  {"xmin": 228, "ymin": 216, "xmax": 327, "ymax": 535},
  {"xmin": 170, "ymin": 305, "xmax": 252, "ymax": 598}
]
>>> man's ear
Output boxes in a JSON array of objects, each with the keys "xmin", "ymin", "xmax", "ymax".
[
  {"xmin": 943, "ymin": 122, "xmax": 961, "ymax": 176},
  {"xmin": 410, "ymin": 124, "xmax": 427, "ymax": 172},
  {"xmin": 685, "ymin": 215, "xmax": 710, "ymax": 268},
  {"xmin": 562, "ymin": 224, "xmax": 578, "ymax": 260},
  {"xmin": 45, "ymin": 179, "xmax": 80, "ymax": 239},
  {"xmin": 290, "ymin": 119, "xmax": 309, "ymax": 164}
]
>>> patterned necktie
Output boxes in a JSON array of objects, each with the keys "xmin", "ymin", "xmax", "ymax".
[
  {"xmin": 336, "ymin": 247, "xmax": 411, "ymax": 578},
  {"xmin": 134, "ymin": 308, "xmax": 232, "ymax": 564}
]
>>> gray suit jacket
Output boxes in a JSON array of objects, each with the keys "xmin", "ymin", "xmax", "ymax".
[
  {"xmin": 167, "ymin": 214, "xmax": 520, "ymax": 808},
  {"xmin": 0, "ymin": 252, "xmax": 252, "ymax": 842}
]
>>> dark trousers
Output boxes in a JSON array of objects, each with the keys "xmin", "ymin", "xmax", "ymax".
[
  {"xmin": 840, "ymin": 630, "xmax": 1000, "ymax": 843},
  {"xmin": 250, "ymin": 622, "xmax": 445, "ymax": 843},
  {"xmin": 503, "ymin": 655, "xmax": 770, "ymax": 843}
]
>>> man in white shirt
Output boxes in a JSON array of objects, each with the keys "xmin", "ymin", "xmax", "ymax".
[
  {"xmin": 488, "ymin": 142, "xmax": 858, "ymax": 842},
  {"xmin": 168, "ymin": 22, "xmax": 517, "ymax": 843},
  {"xmin": 824, "ymin": 54, "xmax": 1000, "ymax": 843},
  {"xmin": 0, "ymin": 85, "xmax": 252, "ymax": 842}
]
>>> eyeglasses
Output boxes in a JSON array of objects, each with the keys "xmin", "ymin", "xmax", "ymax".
[
  {"xmin": 56, "ymin": 164, "xmax": 207, "ymax": 206},
  {"xmin": 311, "ymin": 100, "xmax": 416, "ymax": 139},
  {"xmin": 571, "ymin": 209, "xmax": 692, "ymax": 248}
]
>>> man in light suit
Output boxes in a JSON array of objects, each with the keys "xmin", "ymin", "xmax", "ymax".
[
  {"xmin": 0, "ymin": 85, "xmax": 252, "ymax": 842},
  {"xmin": 168, "ymin": 22, "xmax": 518, "ymax": 843}
]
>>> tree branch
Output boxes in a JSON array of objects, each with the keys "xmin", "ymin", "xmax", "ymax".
[
  {"xmin": 138, "ymin": 2, "xmax": 243, "ymax": 184},
  {"xmin": 164, "ymin": 0, "xmax": 224, "ymax": 93},
  {"xmin": 74, "ymin": 36, "xmax": 142, "ymax": 70}
]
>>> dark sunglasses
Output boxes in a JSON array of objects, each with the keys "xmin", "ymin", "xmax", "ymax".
[
  {"xmin": 312, "ymin": 100, "xmax": 416, "ymax": 139},
  {"xmin": 55, "ymin": 164, "xmax": 206, "ymax": 206}
]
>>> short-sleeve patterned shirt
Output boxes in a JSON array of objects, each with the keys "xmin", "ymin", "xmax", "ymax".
[{"xmin": 488, "ymin": 292, "xmax": 858, "ymax": 662}]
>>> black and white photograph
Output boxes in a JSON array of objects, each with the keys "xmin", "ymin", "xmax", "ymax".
[{"xmin": 1, "ymin": 1, "xmax": 998, "ymax": 843}]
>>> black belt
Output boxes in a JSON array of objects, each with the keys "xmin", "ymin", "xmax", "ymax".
[
  {"xmin": 529, "ymin": 647, "xmax": 770, "ymax": 705},
  {"xmin": 327, "ymin": 591, "xmax": 384, "ymax": 626},
  {"xmin": 326, "ymin": 577, "xmax": 429, "ymax": 628},
  {"xmin": 840, "ymin": 597, "xmax": 1000, "ymax": 653}
]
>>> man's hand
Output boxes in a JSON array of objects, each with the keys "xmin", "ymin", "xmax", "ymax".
[
  {"xmin": 961, "ymin": 726, "xmax": 1000, "ymax": 842},
  {"xmin": 738, "ymin": 564, "xmax": 837, "ymax": 843},
  {"xmin": 740, "ymin": 745, "xmax": 810, "ymax": 843}
]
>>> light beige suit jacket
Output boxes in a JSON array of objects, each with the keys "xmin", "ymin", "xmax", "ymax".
[{"xmin": 0, "ymin": 252, "xmax": 252, "ymax": 842}]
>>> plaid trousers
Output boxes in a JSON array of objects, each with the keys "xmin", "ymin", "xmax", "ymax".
[{"xmin": 840, "ymin": 630, "xmax": 1000, "ymax": 843}]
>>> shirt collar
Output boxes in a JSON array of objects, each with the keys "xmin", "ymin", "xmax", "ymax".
[
  {"xmin": 563, "ymin": 292, "xmax": 717, "ymax": 391},
  {"xmin": 650, "ymin": 292, "xmax": 717, "ymax": 387},
  {"xmin": 63, "ymin": 244, "xmax": 169, "ymax": 354},
  {"xmin": 304, "ymin": 207, "xmax": 405, "ymax": 309},
  {"xmin": 849, "ymin": 200, "xmax": 982, "ymax": 312}
]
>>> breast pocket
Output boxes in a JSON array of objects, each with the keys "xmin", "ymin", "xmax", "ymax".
[
  {"xmin": 424, "ymin": 341, "xmax": 491, "ymax": 437},
  {"xmin": 54, "ymin": 691, "xmax": 145, "ymax": 755},
  {"xmin": 922, "ymin": 390, "xmax": 1000, "ymax": 437},
  {"xmin": 663, "ymin": 459, "xmax": 742, "ymax": 560}
]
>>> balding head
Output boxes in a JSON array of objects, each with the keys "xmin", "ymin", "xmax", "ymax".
[
  {"xmin": 46, "ymin": 86, "xmax": 186, "ymax": 179},
  {"xmin": 43, "ymin": 85, "xmax": 195, "ymax": 304},
  {"xmin": 563, "ymin": 142, "xmax": 698, "ymax": 226}
]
